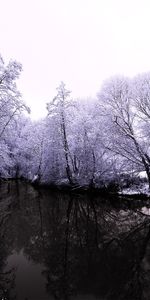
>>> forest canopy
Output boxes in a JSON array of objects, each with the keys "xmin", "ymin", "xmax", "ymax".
[{"xmin": 1, "ymin": 54, "xmax": 150, "ymax": 190}]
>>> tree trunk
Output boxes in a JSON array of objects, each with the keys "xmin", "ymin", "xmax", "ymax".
[
  {"xmin": 61, "ymin": 114, "xmax": 73, "ymax": 185},
  {"xmin": 131, "ymin": 136, "xmax": 150, "ymax": 190},
  {"xmin": 90, "ymin": 150, "xmax": 96, "ymax": 187},
  {"xmin": 142, "ymin": 160, "xmax": 150, "ymax": 190}
]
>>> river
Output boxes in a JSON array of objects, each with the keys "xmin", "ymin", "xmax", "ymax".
[{"xmin": 0, "ymin": 180, "xmax": 150, "ymax": 300}]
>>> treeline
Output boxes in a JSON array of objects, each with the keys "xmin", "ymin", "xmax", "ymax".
[{"xmin": 0, "ymin": 54, "xmax": 150, "ymax": 189}]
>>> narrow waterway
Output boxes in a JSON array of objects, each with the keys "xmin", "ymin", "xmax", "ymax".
[{"xmin": 0, "ymin": 181, "xmax": 150, "ymax": 300}]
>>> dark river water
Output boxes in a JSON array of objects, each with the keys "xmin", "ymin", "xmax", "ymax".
[{"xmin": 0, "ymin": 181, "xmax": 150, "ymax": 300}]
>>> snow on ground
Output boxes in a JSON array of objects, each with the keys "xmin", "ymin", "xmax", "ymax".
[
  {"xmin": 141, "ymin": 207, "xmax": 150, "ymax": 215},
  {"xmin": 120, "ymin": 183, "xmax": 150, "ymax": 196},
  {"xmin": 138, "ymin": 171, "xmax": 148, "ymax": 179}
]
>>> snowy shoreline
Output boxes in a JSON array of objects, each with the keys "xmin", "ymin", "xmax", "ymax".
[{"xmin": 119, "ymin": 183, "xmax": 150, "ymax": 197}]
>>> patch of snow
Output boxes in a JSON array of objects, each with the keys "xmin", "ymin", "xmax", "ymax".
[
  {"xmin": 120, "ymin": 183, "xmax": 150, "ymax": 196},
  {"xmin": 141, "ymin": 207, "xmax": 150, "ymax": 215},
  {"xmin": 32, "ymin": 174, "xmax": 39, "ymax": 182},
  {"xmin": 138, "ymin": 171, "xmax": 148, "ymax": 179}
]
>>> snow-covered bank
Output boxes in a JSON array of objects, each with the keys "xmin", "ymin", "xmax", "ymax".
[{"xmin": 120, "ymin": 183, "xmax": 150, "ymax": 197}]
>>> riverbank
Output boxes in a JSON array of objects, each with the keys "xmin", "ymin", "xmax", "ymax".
[
  {"xmin": 119, "ymin": 183, "xmax": 150, "ymax": 197},
  {"xmin": 1, "ymin": 177, "xmax": 150, "ymax": 201}
]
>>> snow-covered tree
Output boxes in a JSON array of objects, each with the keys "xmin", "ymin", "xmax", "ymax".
[
  {"xmin": 47, "ymin": 82, "xmax": 74, "ymax": 184},
  {"xmin": 98, "ymin": 75, "xmax": 150, "ymax": 188},
  {"xmin": 0, "ymin": 55, "xmax": 29, "ymax": 138},
  {"xmin": 0, "ymin": 54, "xmax": 29, "ymax": 178}
]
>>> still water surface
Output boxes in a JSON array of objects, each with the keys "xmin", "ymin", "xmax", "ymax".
[{"xmin": 0, "ymin": 181, "xmax": 150, "ymax": 300}]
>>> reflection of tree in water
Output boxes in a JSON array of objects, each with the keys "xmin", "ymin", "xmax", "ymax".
[
  {"xmin": 0, "ymin": 267, "xmax": 16, "ymax": 300},
  {"xmin": 40, "ymin": 194, "xmax": 150, "ymax": 300},
  {"xmin": 0, "ymin": 181, "xmax": 30, "ymax": 300},
  {"xmin": 1, "ymin": 181, "xmax": 150, "ymax": 299},
  {"xmin": 0, "ymin": 190, "xmax": 16, "ymax": 300}
]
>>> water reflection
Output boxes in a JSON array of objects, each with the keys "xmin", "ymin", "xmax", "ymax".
[{"xmin": 0, "ymin": 181, "xmax": 150, "ymax": 299}]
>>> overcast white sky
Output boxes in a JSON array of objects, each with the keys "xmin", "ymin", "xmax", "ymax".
[{"xmin": 1, "ymin": 0, "xmax": 150, "ymax": 119}]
